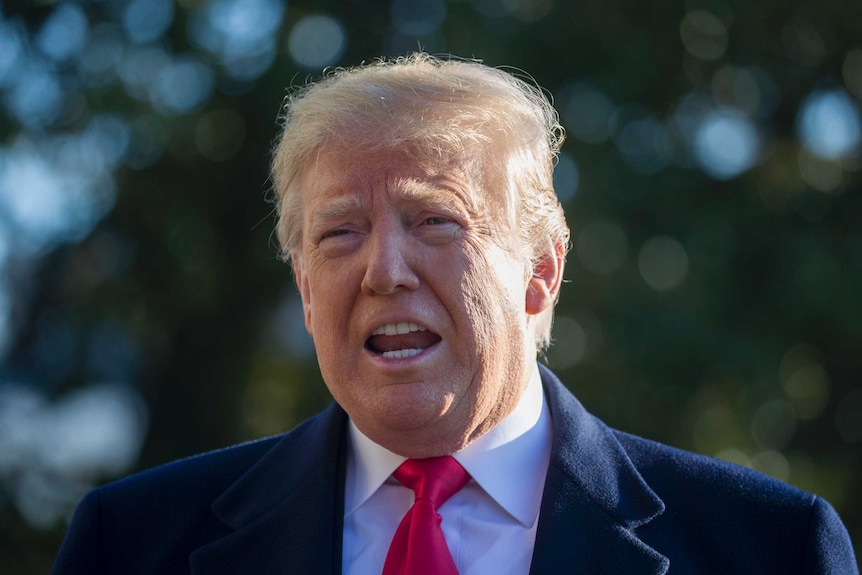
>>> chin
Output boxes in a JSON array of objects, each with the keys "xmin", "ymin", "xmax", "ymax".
[
  {"xmin": 355, "ymin": 394, "xmax": 464, "ymax": 445},
  {"xmin": 376, "ymin": 397, "xmax": 451, "ymax": 430}
]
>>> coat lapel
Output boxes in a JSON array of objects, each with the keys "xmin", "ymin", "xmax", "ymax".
[
  {"xmin": 187, "ymin": 366, "xmax": 668, "ymax": 574},
  {"xmin": 531, "ymin": 365, "xmax": 669, "ymax": 574},
  {"xmin": 189, "ymin": 403, "xmax": 349, "ymax": 575}
]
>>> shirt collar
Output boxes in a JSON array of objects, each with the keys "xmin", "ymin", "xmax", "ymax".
[
  {"xmin": 344, "ymin": 418, "xmax": 406, "ymax": 517},
  {"xmin": 344, "ymin": 364, "xmax": 552, "ymax": 528}
]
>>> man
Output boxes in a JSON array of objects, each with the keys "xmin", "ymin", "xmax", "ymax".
[{"xmin": 53, "ymin": 53, "xmax": 857, "ymax": 574}]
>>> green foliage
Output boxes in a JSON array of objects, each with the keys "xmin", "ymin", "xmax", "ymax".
[{"xmin": 1, "ymin": 0, "xmax": 860, "ymax": 569}]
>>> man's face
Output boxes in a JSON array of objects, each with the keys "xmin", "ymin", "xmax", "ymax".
[{"xmin": 293, "ymin": 145, "xmax": 551, "ymax": 457}]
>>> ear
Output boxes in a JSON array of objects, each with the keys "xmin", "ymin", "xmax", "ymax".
[
  {"xmin": 291, "ymin": 254, "xmax": 314, "ymax": 336},
  {"xmin": 525, "ymin": 239, "xmax": 565, "ymax": 316}
]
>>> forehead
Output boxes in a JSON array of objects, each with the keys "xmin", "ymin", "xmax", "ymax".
[{"xmin": 299, "ymin": 145, "xmax": 494, "ymax": 213}]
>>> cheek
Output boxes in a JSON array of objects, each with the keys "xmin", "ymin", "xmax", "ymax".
[
  {"xmin": 306, "ymin": 271, "xmax": 350, "ymax": 338},
  {"xmin": 457, "ymin": 246, "xmax": 527, "ymax": 348}
]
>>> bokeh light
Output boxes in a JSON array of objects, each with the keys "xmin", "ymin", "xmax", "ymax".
[
  {"xmin": 35, "ymin": 2, "xmax": 88, "ymax": 62},
  {"xmin": 751, "ymin": 399, "xmax": 797, "ymax": 451},
  {"xmin": 150, "ymin": 55, "xmax": 215, "ymax": 116},
  {"xmin": 122, "ymin": 0, "xmax": 174, "ymax": 44},
  {"xmin": 0, "ymin": 135, "xmax": 117, "ymax": 255},
  {"xmin": 546, "ymin": 315, "xmax": 586, "ymax": 370},
  {"xmin": 692, "ymin": 107, "xmax": 760, "ymax": 180},
  {"xmin": 0, "ymin": 20, "xmax": 25, "ymax": 85},
  {"xmin": 751, "ymin": 449, "xmax": 791, "ymax": 483},
  {"xmin": 797, "ymin": 89, "xmax": 862, "ymax": 160},
  {"xmin": 797, "ymin": 149, "xmax": 844, "ymax": 193},
  {"xmin": 288, "ymin": 15, "xmax": 348, "ymax": 70},
  {"xmin": 710, "ymin": 65, "xmax": 780, "ymax": 119},
  {"xmin": 560, "ymin": 82, "xmax": 614, "ymax": 144},
  {"xmin": 782, "ymin": 16, "xmax": 826, "ymax": 70},
  {"xmin": 79, "ymin": 23, "xmax": 125, "ymax": 86},
  {"xmin": 120, "ymin": 44, "xmax": 170, "ymax": 101},
  {"xmin": 638, "ymin": 235, "xmax": 689, "ymax": 291},
  {"xmin": 680, "ymin": 10, "xmax": 728, "ymax": 61},
  {"xmin": 553, "ymin": 152, "xmax": 579, "ymax": 204},
  {"xmin": 188, "ymin": 0, "xmax": 285, "ymax": 81},
  {"xmin": 3, "ymin": 59, "xmax": 64, "ymax": 128},
  {"xmin": 0, "ymin": 382, "xmax": 148, "ymax": 528}
]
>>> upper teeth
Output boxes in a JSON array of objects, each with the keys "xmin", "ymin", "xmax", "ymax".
[{"xmin": 372, "ymin": 322, "xmax": 426, "ymax": 336}]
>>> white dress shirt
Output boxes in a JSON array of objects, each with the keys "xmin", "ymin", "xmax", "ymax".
[{"xmin": 342, "ymin": 366, "xmax": 552, "ymax": 575}]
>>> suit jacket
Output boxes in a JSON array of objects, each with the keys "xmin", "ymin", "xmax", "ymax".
[{"xmin": 52, "ymin": 364, "xmax": 858, "ymax": 574}]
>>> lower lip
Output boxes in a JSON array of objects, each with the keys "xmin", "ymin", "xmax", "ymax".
[{"xmin": 364, "ymin": 341, "xmax": 442, "ymax": 366}]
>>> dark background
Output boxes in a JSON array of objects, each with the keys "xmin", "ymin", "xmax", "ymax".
[{"xmin": 1, "ymin": 0, "xmax": 860, "ymax": 572}]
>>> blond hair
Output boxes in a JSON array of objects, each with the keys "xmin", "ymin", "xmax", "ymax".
[{"xmin": 271, "ymin": 53, "xmax": 570, "ymax": 350}]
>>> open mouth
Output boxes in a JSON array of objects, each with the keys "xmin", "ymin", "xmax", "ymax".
[{"xmin": 365, "ymin": 322, "xmax": 442, "ymax": 359}]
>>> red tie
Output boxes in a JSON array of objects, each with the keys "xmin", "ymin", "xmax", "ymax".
[{"xmin": 382, "ymin": 456, "xmax": 471, "ymax": 575}]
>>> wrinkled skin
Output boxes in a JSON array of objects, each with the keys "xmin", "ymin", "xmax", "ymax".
[{"xmin": 292, "ymin": 145, "xmax": 562, "ymax": 457}]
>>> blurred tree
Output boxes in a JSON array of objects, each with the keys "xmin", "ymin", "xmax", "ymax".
[{"xmin": 0, "ymin": 0, "xmax": 860, "ymax": 571}]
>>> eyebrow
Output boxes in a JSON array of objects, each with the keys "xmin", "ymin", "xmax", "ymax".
[
  {"xmin": 313, "ymin": 195, "xmax": 364, "ymax": 222},
  {"xmin": 395, "ymin": 176, "xmax": 477, "ymax": 214}
]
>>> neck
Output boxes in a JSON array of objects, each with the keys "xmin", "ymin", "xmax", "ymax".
[{"xmin": 356, "ymin": 362, "xmax": 536, "ymax": 458}]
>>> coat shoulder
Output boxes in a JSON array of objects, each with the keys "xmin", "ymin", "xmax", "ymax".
[
  {"xmin": 101, "ymin": 433, "xmax": 282, "ymax": 508},
  {"xmin": 614, "ymin": 430, "xmax": 813, "ymax": 508},
  {"xmin": 100, "ymin": 403, "xmax": 340, "ymax": 505},
  {"xmin": 53, "ymin": 406, "xmax": 345, "ymax": 575},
  {"xmin": 613, "ymin": 431, "xmax": 858, "ymax": 574}
]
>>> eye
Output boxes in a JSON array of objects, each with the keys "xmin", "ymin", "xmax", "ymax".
[
  {"xmin": 321, "ymin": 228, "xmax": 351, "ymax": 239},
  {"xmin": 422, "ymin": 216, "xmax": 452, "ymax": 226},
  {"xmin": 414, "ymin": 213, "xmax": 461, "ymax": 245}
]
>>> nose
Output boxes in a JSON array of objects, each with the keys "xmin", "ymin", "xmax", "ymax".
[{"xmin": 361, "ymin": 225, "xmax": 420, "ymax": 295}]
